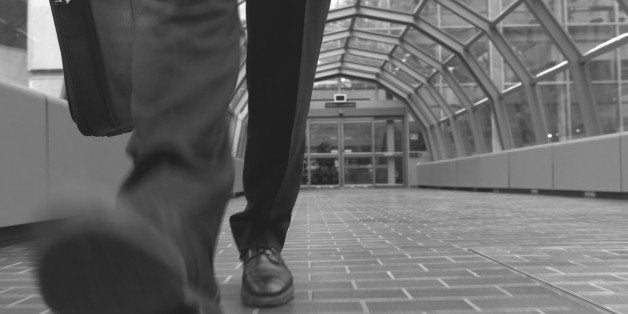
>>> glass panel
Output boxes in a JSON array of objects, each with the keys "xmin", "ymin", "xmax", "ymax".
[
  {"xmin": 447, "ymin": 57, "xmax": 487, "ymax": 103},
  {"xmin": 348, "ymin": 37, "xmax": 394, "ymax": 53},
  {"xmin": 503, "ymin": 88, "xmax": 536, "ymax": 147},
  {"xmin": 314, "ymin": 79, "xmax": 339, "ymax": 91},
  {"xmin": 310, "ymin": 121, "xmax": 340, "ymax": 153},
  {"xmin": 393, "ymin": 46, "xmax": 436, "ymax": 76},
  {"xmin": 405, "ymin": 29, "xmax": 454, "ymax": 62},
  {"xmin": 474, "ymin": 104, "xmax": 494, "ymax": 153},
  {"xmin": 567, "ymin": 0, "xmax": 616, "ymax": 24},
  {"xmin": 538, "ymin": 72, "xmax": 571, "ymax": 142},
  {"xmin": 324, "ymin": 18, "xmax": 352, "ymax": 34},
  {"xmin": 569, "ymin": 25, "xmax": 617, "ymax": 53},
  {"xmin": 344, "ymin": 157, "xmax": 373, "ymax": 184},
  {"xmin": 418, "ymin": 86, "xmax": 444, "ymax": 118},
  {"xmin": 440, "ymin": 120, "xmax": 457, "ymax": 158},
  {"xmin": 310, "ymin": 158, "xmax": 340, "ymax": 185},
  {"xmin": 501, "ymin": 3, "xmax": 565, "ymax": 76},
  {"xmin": 460, "ymin": 0, "xmax": 489, "ymax": 19},
  {"xmin": 469, "ymin": 36, "xmax": 520, "ymax": 89},
  {"xmin": 318, "ymin": 55, "xmax": 342, "ymax": 65},
  {"xmin": 374, "ymin": 119, "xmax": 403, "ymax": 152},
  {"xmin": 418, "ymin": 0, "xmax": 439, "ymax": 25},
  {"xmin": 430, "ymin": 73, "xmax": 464, "ymax": 112},
  {"xmin": 343, "ymin": 121, "xmax": 373, "ymax": 153},
  {"xmin": 587, "ymin": 51, "xmax": 620, "ymax": 134},
  {"xmin": 384, "ymin": 63, "xmax": 419, "ymax": 86},
  {"xmin": 330, "ymin": 0, "xmax": 356, "ymax": 9},
  {"xmin": 375, "ymin": 157, "xmax": 403, "ymax": 184},
  {"xmin": 362, "ymin": 0, "xmax": 419, "ymax": 13},
  {"xmin": 455, "ymin": 112, "xmax": 475, "ymax": 155},
  {"xmin": 438, "ymin": 3, "xmax": 481, "ymax": 44},
  {"xmin": 345, "ymin": 54, "xmax": 384, "ymax": 67},
  {"xmin": 354, "ymin": 18, "xmax": 405, "ymax": 36},
  {"xmin": 301, "ymin": 158, "xmax": 309, "ymax": 185},
  {"xmin": 409, "ymin": 119, "xmax": 427, "ymax": 152},
  {"xmin": 568, "ymin": 81, "xmax": 587, "ymax": 139},
  {"xmin": 321, "ymin": 39, "xmax": 347, "ymax": 52}
]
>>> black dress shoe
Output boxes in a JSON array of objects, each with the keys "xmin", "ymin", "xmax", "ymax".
[{"xmin": 241, "ymin": 248, "xmax": 294, "ymax": 307}]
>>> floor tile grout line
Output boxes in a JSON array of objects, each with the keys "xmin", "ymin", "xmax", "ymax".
[{"xmin": 467, "ymin": 248, "xmax": 618, "ymax": 314}]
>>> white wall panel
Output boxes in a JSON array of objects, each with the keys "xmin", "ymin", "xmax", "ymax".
[
  {"xmin": 417, "ymin": 160, "xmax": 456, "ymax": 186},
  {"xmin": 552, "ymin": 134, "xmax": 622, "ymax": 192},
  {"xmin": 456, "ymin": 153, "xmax": 509, "ymax": 188},
  {"xmin": 509, "ymin": 145, "xmax": 553, "ymax": 190},
  {"xmin": 0, "ymin": 82, "xmax": 47, "ymax": 227}
]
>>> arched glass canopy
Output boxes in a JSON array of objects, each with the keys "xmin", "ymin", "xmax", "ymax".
[{"xmin": 228, "ymin": 0, "xmax": 628, "ymax": 160}]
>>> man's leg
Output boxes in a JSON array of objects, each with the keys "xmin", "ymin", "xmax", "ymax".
[
  {"xmin": 37, "ymin": 0, "xmax": 241, "ymax": 313},
  {"xmin": 229, "ymin": 0, "xmax": 330, "ymax": 307}
]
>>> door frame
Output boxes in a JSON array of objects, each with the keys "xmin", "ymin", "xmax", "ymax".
[{"xmin": 303, "ymin": 108, "xmax": 409, "ymax": 188}]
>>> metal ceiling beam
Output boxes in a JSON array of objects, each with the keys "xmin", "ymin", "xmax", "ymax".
[{"xmin": 524, "ymin": 0, "xmax": 601, "ymax": 136}]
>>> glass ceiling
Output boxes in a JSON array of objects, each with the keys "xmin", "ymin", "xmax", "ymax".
[{"xmin": 231, "ymin": 0, "xmax": 628, "ymax": 158}]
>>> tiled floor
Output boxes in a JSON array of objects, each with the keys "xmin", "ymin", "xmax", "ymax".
[{"xmin": 2, "ymin": 188, "xmax": 628, "ymax": 313}]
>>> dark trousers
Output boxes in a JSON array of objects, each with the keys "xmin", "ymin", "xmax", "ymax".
[{"xmin": 118, "ymin": 0, "xmax": 330, "ymax": 271}]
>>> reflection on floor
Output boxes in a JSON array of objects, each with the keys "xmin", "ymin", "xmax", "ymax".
[{"xmin": 2, "ymin": 188, "xmax": 628, "ymax": 313}]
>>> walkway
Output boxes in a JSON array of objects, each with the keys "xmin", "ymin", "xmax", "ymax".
[{"xmin": 1, "ymin": 189, "xmax": 628, "ymax": 313}]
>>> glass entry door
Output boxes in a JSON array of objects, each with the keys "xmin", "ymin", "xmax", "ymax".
[
  {"xmin": 303, "ymin": 117, "xmax": 404, "ymax": 187},
  {"xmin": 306, "ymin": 121, "xmax": 340, "ymax": 186}
]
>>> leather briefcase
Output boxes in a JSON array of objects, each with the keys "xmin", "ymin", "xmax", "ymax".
[{"xmin": 49, "ymin": 0, "xmax": 138, "ymax": 136}]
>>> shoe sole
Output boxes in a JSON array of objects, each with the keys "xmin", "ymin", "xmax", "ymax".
[
  {"xmin": 241, "ymin": 284, "xmax": 294, "ymax": 307},
  {"xmin": 37, "ymin": 211, "xmax": 218, "ymax": 314}
]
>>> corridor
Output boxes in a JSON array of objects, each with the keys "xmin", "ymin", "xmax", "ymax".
[{"xmin": 2, "ymin": 189, "xmax": 628, "ymax": 313}]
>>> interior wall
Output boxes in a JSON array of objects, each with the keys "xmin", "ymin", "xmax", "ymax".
[{"xmin": 416, "ymin": 133, "xmax": 628, "ymax": 193}]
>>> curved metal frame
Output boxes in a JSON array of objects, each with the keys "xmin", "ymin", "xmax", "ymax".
[{"xmin": 228, "ymin": 0, "xmax": 628, "ymax": 161}]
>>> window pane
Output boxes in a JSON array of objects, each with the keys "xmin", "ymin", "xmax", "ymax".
[
  {"xmin": 344, "ymin": 157, "xmax": 373, "ymax": 184},
  {"xmin": 474, "ymin": 104, "xmax": 494, "ymax": 152},
  {"xmin": 539, "ymin": 75, "xmax": 570, "ymax": 142},
  {"xmin": 345, "ymin": 54, "xmax": 384, "ymax": 67},
  {"xmin": 343, "ymin": 121, "xmax": 373, "ymax": 153},
  {"xmin": 330, "ymin": 0, "xmax": 356, "ymax": 9},
  {"xmin": 324, "ymin": 18, "xmax": 352, "ymax": 34},
  {"xmin": 587, "ymin": 51, "xmax": 620, "ymax": 134},
  {"xmin": 348, "ymin": 37, "xmax": 394, "ymax": 53},
  {"xmin": 354, "ymin": 17, "xmax": 405, "ymax": 36},
  {"xmin": 447, "ymin": 57, "xmax": 487, "ymax": 103},
  {"xmin": 430, "ymin": 73, "xmax": 464, "ymax": 112},
  {"xmin": 567, "ymin": 0, "xmax": 616, "ymax": 24},
  {"xmin": 405, "ymin": 29, "xmax": 454, "ymax": 62},
  {"xmin": 310, "ymin": 158, "xmax": 340, "ymax": 185},
  {"xmin": 310, "ymin": 122, "xmax": 339, "ymax": 153},
  {"xmin": 455, "ymin": 112, "xmax": 475, "ymax": 155},
  {"xmin": 321, "ymin": 39, "xmax": 346, "ymax": 52},
  {"xmin": 501, "ymin": 3, "xmax": 565, "ymax": 75},
  {"xmin": 440, "ymin": 120, "xmax": 457, "ymax": 158},
  {"xmin": 503, "ymin": 88, "xmax": 536, "ymax": 147},
  {"xmin": 374, "ymin": 119, "xmax": 403, "ymax": 152},
  {"xmin": 375, "ymin": 157, "xmax": 403, "ymax": 184},
  {"xmin": 469, "ymin": 36, "xmax": 520, "ymax": 89},
  {"xmin": 393, "ymin": 46, "xmax": 436, "ymax": 77},
  {"xmin": 362, "ymin": 0, "xmax": 419, "ymax": 13}
]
